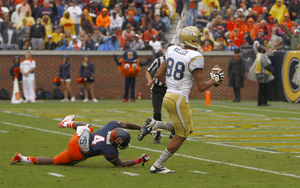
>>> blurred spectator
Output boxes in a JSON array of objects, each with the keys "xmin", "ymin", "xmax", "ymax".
[
  {"xmin": 128, "ymin": 4, "xmax": 136, "ymax": 14},
  {"xmin": 161, "ymin": 10, "xmax": 170, "ymax": 31},
  {"xmin": 196, "ymin": 10, "xmax": 209, "ymax": 27},
  {"xmin": 245, "ymin": 17, "xmax": 257, "ymax": 40},
  {"xmin": 1, "ymin": 13, "xmax": 10, "ymax": 36},
  {"xmin": 233, "ymin": 18, "xmax": 245, "ymax": 35},
  {"xmin": 141, "ymin": 39, "xmax": 153, "ymax": 51},
  {"xmin": 281, "ymin": 14, "xmax": 293, "ymax": 30},
  {"xmin": 134, "ymin": 8, "xmax": 142, "ymax": 22},
  {"xmin": 262, "ymin": 7, "xmax": 270, "ymax": 21},
  {"xmin": 228, "ymin": 48, "xmax": 245, "ymax": 102},
  {"xmin": 144, "ymin": 23, "xmax": 158, "ymax": 41},
  {"xmin": 5, "ymin": 0, "xmax": 17, "ymax": 16},
  {"xmin": 142, "ymin": 0, "xmax": 154, "ymax": 15},
  {"xmin": 92, "ymin": 27, "xmax": 104, "ymax": 45},
  {"xmin": 114, "ymin": 4, "xmax": 122, "ymax": 18},
  {"xmin": 259, "ymin": 20, "xmax": 269, "ymax": 36},
  {"xmin": 152, "ymin": 14, "xmax": 167, "ymax": 44},
  {"xmin": 36, "ymin": 0, "xmax": 55, "ymax": 24},
  {"xmin": 263, "ymin": 0, "xmax": 274, "ymax": 11},
  {"xmin": 55, "ymin": 39, "xmax": 75, "ymax": 50},
  {"xmin": 206, "ymin": 18, "xmax": 216, "ymax": 34},
  {"xmin": 59, "ymin": 11, "xmax": 76, "ymax": 35},
  {"xmin": 226, "ymin": 39, "xmax": 239, "ymax": 51},
  {"xmin": 146, "ymin": 9, "xmax": 155, "ymax": 23},
  {"xmin": 186, "ymin": 0, "xmax": 200, "ymax": 26},
  {"xmin": 256, "ymin": 14, "xmax": 264, "ymax": 25},
  {"xmin": 52, "ymin": 25, "xmax": 63, "ymax": 43},
  {"xmin": 269, "ymin": 0, "xmax": 288, "ymax": 24},
  {"xmin": 17, "ymin": 18, "xmax": 30, "ymax": 50},
  {"xmin": 9, "ymin": 56, "xmax": 23, "ymax": 101},
  {"xmin": 213, "ymin": 15, "xmax": 226, "ymax": 40},
  {"xmin": 221, "ymin": 2, "xmax": 234, "ymax": 17},
  {"xmin": 138, "ymin": 14, "xmax": 148, "ymax": 33},
  {"xmin": 69, "ymin": 35, "xmax": 82, "ymax": 50},
  {"xmin": 240, "ymin": 3, "xmax": 249, "ymax": 16},
  {"xmin": 122, "ymin": 11, "xmax": 138, "ymax": 31},
  {"xmin": 108, "ymin": 0, "xmax": 117, "ymax": 12},
  {"xmin": 58, "ymin": 55, "xmax": 74, "ymax": 102},
  {"xmin": 97, "ymin": 37, "xmax": 114, "ymax": 50},
  {"xmin": 77, "ymin": 30, "xmax": 87, "ymax": 43},
  {"xmin": 20, "ymin": 52, "xmax": 36, "ymax": 103},
  {"xmin": 20, "ymin": 0, "xmax": 31, "ymax": 14},
  {"xmin": 130, "ymin": 34, "xmax": 144, "ymax": 50},
  {"xmin": 84, "ymin": 33, "xmax": 96, "ymax": 50},
  {"xmin": 226, "ymin": 15, "xmax": 235, "ymax": 32},
  {"xmin": 252, "ymin": 1, "xmax": 263, "ymax": 15},
  {"xmin": 80, "ymin": 55, "xmax": 97, "ymax": 102},
  {"xmin": 201, "ymin": 40, "xmax": 213, "ymax": 51},
  {"xmin": 108, "ymin": 34, "xmax": 121, "ymax": 50},
  {"xmin": 282, "ymin": 23, "xmax": 300, "ymax": 50},
  {"xmin": 11, "ymin": 5, "xmax": 23, "ymax": 27},
  {"xmin": 121, "ymin": 1, "xmax": 129, "ymax": 17},
  {"xmin": 247, "ymin": 8, "xmax": 257, "ymax": 22},
  {"xmin": 84, "ymin": 1, "xmax": 99, "ymax": 23},
  {"xmin": 201, "ymin": 28, "xmax": 215, "ymax": 48},
  {"xmin": 41, "ymin": 15, "xmax": 52, "ymax": 45},
  {"xmin": 22, "ymin": 39, "xmax": 31, "ymax": 50},
  {"xmin": 241, "ymin": 31, "xmax": 254, "ymax": 46},
  {"xmin": 149, "ymin": 35, "xmax": 162, "ymax": 53},
  {"xmin": 96, "ymin": 7, "xmax": 110, "ymax": 35},
  {"xmin": 121, "ymin": 41, "xmax": 131, "ymax": 50},
  {"xmin": 66, "ymin": 0, "xmax": 82, "ymax": 36},
  {"xmin": 81, "ymin": 14, "xmax": 94, "ymax": 35},
  {"xmin": 57, "ymin": 0, "xmax": 68, "ymax": 24},
  {"xmin": 122, "ymin": 23, "xmax": 135, "ymax": 42},
  {"xmin": 255, "ymin": 28, "xmax": 268, "ymax": 46},
  {"xmin": 56, "ymin": 40, "xmax": 63, "ymax": 48},
  {"xmin": 76, "ymin": 0, "xmax": 85, "ymax": 10},
  {"xmin": 202, "ymin": 0, "xmax": 220, "ymax": 17},
  {"xmin": 215, "ymin": 36, "xmax": 227, "ymax": 50},
  {"xmin": 275, "ymin": 26, "xmax": 291, "ymax": 50},
  {"xmin": 267, "ymin": 16, "xmax": 275, "ymax": 33},
  {"xmin": 16, "ymin": 10, "xmax": 35, "ymax": 29},
  {"xmin": 109, "ymin": 10, "xmax": 122, "ymax": 34},
  {"xmin": 44, "ymin": 35, "xmax": 57, "ymax": 50},
  {"xmin": 209, "ymin": 8, "xmax": 219, "ymax": 22},
  {"xmin": 176, "ymin": 0, "xmax": 184, "ymax": 16},
  {"xmin": 3, "ymin": 22, "xmax": 18, "ymax": 50},
  {"xmin": 288, "ymin": 0, "xmax": 300, "ymax": 21},
  {"xmin": 160, "ymin": 1, "xmax": 170, "ymax": 16},
  {"xmin": 82, "ymin": 9, "xmax": 93, "ymax": 24},
  {"xmin": 268, "ymin": 27, "xmax": 283, "ymax": 51},
  {"xmin": 30, "ymin": 18, "xmax": 45, "ymax": 50}
]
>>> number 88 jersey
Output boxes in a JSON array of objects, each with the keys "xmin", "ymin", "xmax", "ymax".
[{"xmin": 165, "ymin": 45, "xmax": 204, "ymax": 98}]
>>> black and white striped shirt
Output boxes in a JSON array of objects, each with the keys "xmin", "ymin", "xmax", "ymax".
[{"xmin": 147, "ymin": 56, "xmax": 167, "ymax": 89}]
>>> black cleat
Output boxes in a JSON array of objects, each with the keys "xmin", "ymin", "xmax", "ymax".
[{"xmin": 138, "ymin": 117, "xmax": 156, "ymax": 141}]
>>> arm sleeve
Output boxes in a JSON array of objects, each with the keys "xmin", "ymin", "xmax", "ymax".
[
  {"xmin": 284, "ymin": 25, "xmax": 292, "ymax": 38},
  {"xmin": 189, "ymin": 56, "xmax": 204, "ymax": 73},
  {"xmin": 147, "ymin": 59, "xmax": 157, "ymax": 74}
]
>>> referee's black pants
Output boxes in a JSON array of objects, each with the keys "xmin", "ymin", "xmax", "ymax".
[{"xmin": 151, "ymin": 85, "xmax": 167, "ymax": 121}]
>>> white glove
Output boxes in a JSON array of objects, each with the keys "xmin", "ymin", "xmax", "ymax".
[{"xmin": 210, "ymin": 69, "xmax": 224, "ymax": 83}]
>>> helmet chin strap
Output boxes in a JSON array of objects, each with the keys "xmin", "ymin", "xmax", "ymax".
[{"xmin": 182, "ymin": 41, "xmax": 199, "ymax": 49}]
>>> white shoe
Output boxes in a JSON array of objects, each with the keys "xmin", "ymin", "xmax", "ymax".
[
  {"xmin": 60, "ymin": 99, "xmax": 69, "ymax": 102},
  {"xmin": 20, "ymin": 98, "xmax": 24, "ymax": 102},
  {"xmin": 93, "ymin": 98, "xmax": 98, "ymax": 103},
  {"xmin": 150, "ymin": 165, "xmax": 175, "ymax": 173},
  {"xmin": 71, "ymin": 97, "xmax": 75, "ymax": 102},
  {"xmin": 58, "ymin": 114, "xmax": 75, "ymax": 128},
  {"xmin": 83, "ymin": 99, "xmax": 89, "ymax": 102}
]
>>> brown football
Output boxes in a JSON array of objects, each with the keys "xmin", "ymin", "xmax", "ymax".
[{"xmin": 212, "ymin": 65, "xmax": 222, "ymax": 87}]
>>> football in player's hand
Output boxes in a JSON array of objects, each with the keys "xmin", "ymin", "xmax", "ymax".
[{"xmin": 211, "ymin": 65, "xmax": 223, "ymax": 87}]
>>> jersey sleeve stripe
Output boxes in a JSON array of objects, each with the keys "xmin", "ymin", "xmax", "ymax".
[{"xmin": 188, "ymin": 56, "xmax": 204, "ymax": 73}]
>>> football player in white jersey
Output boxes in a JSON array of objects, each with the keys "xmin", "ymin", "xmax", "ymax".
[{"xmin": 138, "ymin": 26, "xmax": 224, "ymax": 173}]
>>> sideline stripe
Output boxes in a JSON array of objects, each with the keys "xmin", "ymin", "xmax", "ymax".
[
  {"xmin": 211, "ymin": 105, "xmax": 300, "ymax": 114},
  {"xmin": 2, "ymin": 121, "xmax": 300, "ymax": 179},
  {"xmin": 48, "ymin": 173, "xmax": 65, "ymax": 177},
  {"xmin": 122, "ymin": 172, "xmax": 140, "ymax": 176}
]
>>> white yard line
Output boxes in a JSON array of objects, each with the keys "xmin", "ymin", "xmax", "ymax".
[
  {"xmin": 190, "ymin": 171, "xmax": 209, "ymax": 174},
  {"xmin": 2, "ymin": 121, "xmax": 300, "ymax": 179},
  {"xmin": 211, "ymin": 105, "xmax": 300, "ymax": 114},
  {"xmin": 122, "ymin": 172, "xmax": 140, "ymax": 176},
  {"xmin": 48, "ymin": 173, "xmax": 65, "ymax": 177},
  {"xmin": 0, "ymin": 130, "xmax": 8, "ymax": 133}
]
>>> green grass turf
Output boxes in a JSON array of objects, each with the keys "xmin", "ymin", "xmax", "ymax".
[{"xmin": 1, "ymin": 99, "xmax": 300, "ymax": 187}]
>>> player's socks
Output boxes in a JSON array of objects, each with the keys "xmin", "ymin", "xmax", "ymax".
[
  {"xmin": 20, "ymin": 155, "xmax": 37, "ymax": 164},
  {"xmin": 153, "ymin": 149, "xmax": 173, "ymax": 168},
  {"xmin": 63, "ymin": 121, "xmax": 76, "ymax": 129},
  {"xmin": 153, "ymin": 121, "xmax": 173, "ymax": 131}
]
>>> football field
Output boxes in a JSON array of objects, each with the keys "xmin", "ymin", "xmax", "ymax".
[{"xmin": 1, "ymin": 99, "xmax": 300, "ymax": 187}]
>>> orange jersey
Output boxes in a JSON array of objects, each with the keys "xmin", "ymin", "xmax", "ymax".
[
  {"xmin": 252, "ymin": 6, "xmax": 263, "ymax": 15},
  {"xmin": 201, "ymin": 45, "xmax": 212, "ymax": 51},
  {"xmin": 281, "ymin": 20, "xmax": 293, "ymax": 31},
  {"xmin": 227, "ymin": 20, "xmax": 235, "ymax": 32}
]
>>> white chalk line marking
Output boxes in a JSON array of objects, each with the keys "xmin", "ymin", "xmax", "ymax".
[
  {"xmin": 48, "ymin": 173, "xmax": 65, "ymax": 177},
  {"xmin": 211, "ymin": 105, "xmax": 300, "ymax": 114},
  {"xmin": 190, "ymin": 171, "xmax": 209, "ymax": 174},
  {"xmin": 0, "ymin": 130, "xmax": 8, "ymax": 133},
  {"xmin": 2, "ymin": 121, "xmax": 300, "ymax": 179},
  {"xmin": 122, "ymin": 172, "xmax": 140, "ymax": 176}
]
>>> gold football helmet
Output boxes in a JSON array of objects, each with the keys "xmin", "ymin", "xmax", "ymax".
[{"xmin": 179, "ymin": 26, "xmax": 202, "ymax": 49}]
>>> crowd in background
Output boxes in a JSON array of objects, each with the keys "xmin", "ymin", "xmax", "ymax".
[{"xmin": 0, "ymin": 0, "xmax": 300, "ymax": 53}]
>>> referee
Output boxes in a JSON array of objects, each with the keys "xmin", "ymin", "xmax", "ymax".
[{"xmin": 146, "ymin": 51, "xmax": 167, "ymax": 143}]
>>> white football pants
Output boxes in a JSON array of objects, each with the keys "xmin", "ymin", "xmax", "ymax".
[{"xmin": 23, "ymin": 79, "xmax": 35, "ymax": 102}]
